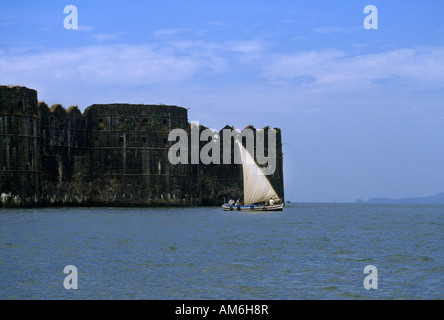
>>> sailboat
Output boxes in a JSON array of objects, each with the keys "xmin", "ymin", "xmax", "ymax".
[{"xmin": 222, "ymin": 140, "xmax": 284, "ymax": 212}]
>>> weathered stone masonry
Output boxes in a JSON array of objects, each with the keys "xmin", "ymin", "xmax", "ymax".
[{"xmin": 0, "ymin": 85, "xmax": 284, "ymax": 207}]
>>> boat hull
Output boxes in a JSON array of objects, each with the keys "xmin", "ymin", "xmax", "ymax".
[{"xmin": 221, "ymin": 203, "xmax": 283, "ymax": 212}]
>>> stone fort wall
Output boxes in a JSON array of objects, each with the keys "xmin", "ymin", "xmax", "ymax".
[{"xmin": 0, "ymin": 85, "xmax": 284, "ymax": 207}]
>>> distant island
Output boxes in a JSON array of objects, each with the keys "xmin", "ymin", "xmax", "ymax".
[{"xmin": 355, "ymin": 192, "xmax": 444, "ymax": 204}]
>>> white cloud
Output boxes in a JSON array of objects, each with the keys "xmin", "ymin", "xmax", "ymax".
[
  {"xmin": 91, "ymin": 32, "xmax": 129, "ymax": 42},
  {"xmin": 153, "ymin": 28, "xmax": 193, "ymax": 37},
  {"xmin": 0, "ymin": 38, "xmax": 270, "ymax": 91},
  {"xmin": 78, "ymin": 25, "xmax": 95, "ymax": 32},
  {"xmin": 1, "ymin": 38, "xmax": 444, "ymax": 117},
  {"xmin": 262, "ymin": 49, "xmax": 344, "ymax": 80},
  {"xmin": 0, "ymin": 43, "xmax": 222, "ymax": 87},
  {"xmin": 228, "ymin": 40, "xmax": 265, "ymax": 55},
  {"xmin": 261, "ymin": 46, "xmax": 444, "ymax": 90},
  {"xmin": 313, "ymin": 26, "xmax": 347, "ymax": 34}
]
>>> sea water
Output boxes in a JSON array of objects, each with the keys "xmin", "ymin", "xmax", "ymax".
[{"xmin": 0, "ymin": 203, "xmax": 442, "ymax": 300}]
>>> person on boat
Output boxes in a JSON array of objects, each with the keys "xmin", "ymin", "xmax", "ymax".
[
  {"xmin": 228, "ymin": 198, "xmax": 235, "ymax": 205},
  {"xmin": 235, "ymin": 199, "xmax": 240, "ymax": 206},
  {"xmin": 269, "ymin": 198, "xmax": 274, "ymax": 206}
]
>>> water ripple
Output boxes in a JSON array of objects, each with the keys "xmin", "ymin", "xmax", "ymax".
[{"xmin": 0, "ymin": 204, "xmax": 443, "ymax": 299}]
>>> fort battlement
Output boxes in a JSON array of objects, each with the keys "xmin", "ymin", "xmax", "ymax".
[{"xmin": 0, "ymin": 85, "xmax": 284, "ymax": 207}]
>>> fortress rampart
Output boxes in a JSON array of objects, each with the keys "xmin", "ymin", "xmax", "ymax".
[{"xmin": 0, "ymin": 85, "xmax": 284, "ymax": 207}]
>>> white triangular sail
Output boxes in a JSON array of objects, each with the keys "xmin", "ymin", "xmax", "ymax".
[{"xmin": 237, "ymin": 140, "xmax": 280, "ymax": 205}]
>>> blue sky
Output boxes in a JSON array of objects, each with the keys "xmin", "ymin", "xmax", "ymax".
[{"xmin": 1, "ymin": 1, "xmax": 444, "ymax": 202}]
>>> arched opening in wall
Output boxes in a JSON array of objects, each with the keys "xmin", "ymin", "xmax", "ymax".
[
  {"xmin": 142, "ymin": 118, "xmax": 149, "ymax": 132},
  {"xmin": 28, "ymin": 146, "xmax": 34, "ymax": 170},
  {"xmin": 18, "ymin": 100, "xmax": 24, "ymax": 112},
  {"xmin": 98, "ymin": 118, "xmax": 105, "ymax": 130}
]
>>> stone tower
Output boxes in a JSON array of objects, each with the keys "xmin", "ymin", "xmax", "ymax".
[
  {"xmin": 82, "ymin": 103, "xmax": 195, "ymax": 206},
  {"xmin": 0, "ymin": 86, "xmax": 41, "ymax": 205}
]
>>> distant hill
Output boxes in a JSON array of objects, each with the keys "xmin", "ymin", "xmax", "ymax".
[{"xmin": 355, "ymin": 192, "xmax": 444, "ymax": 204}]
